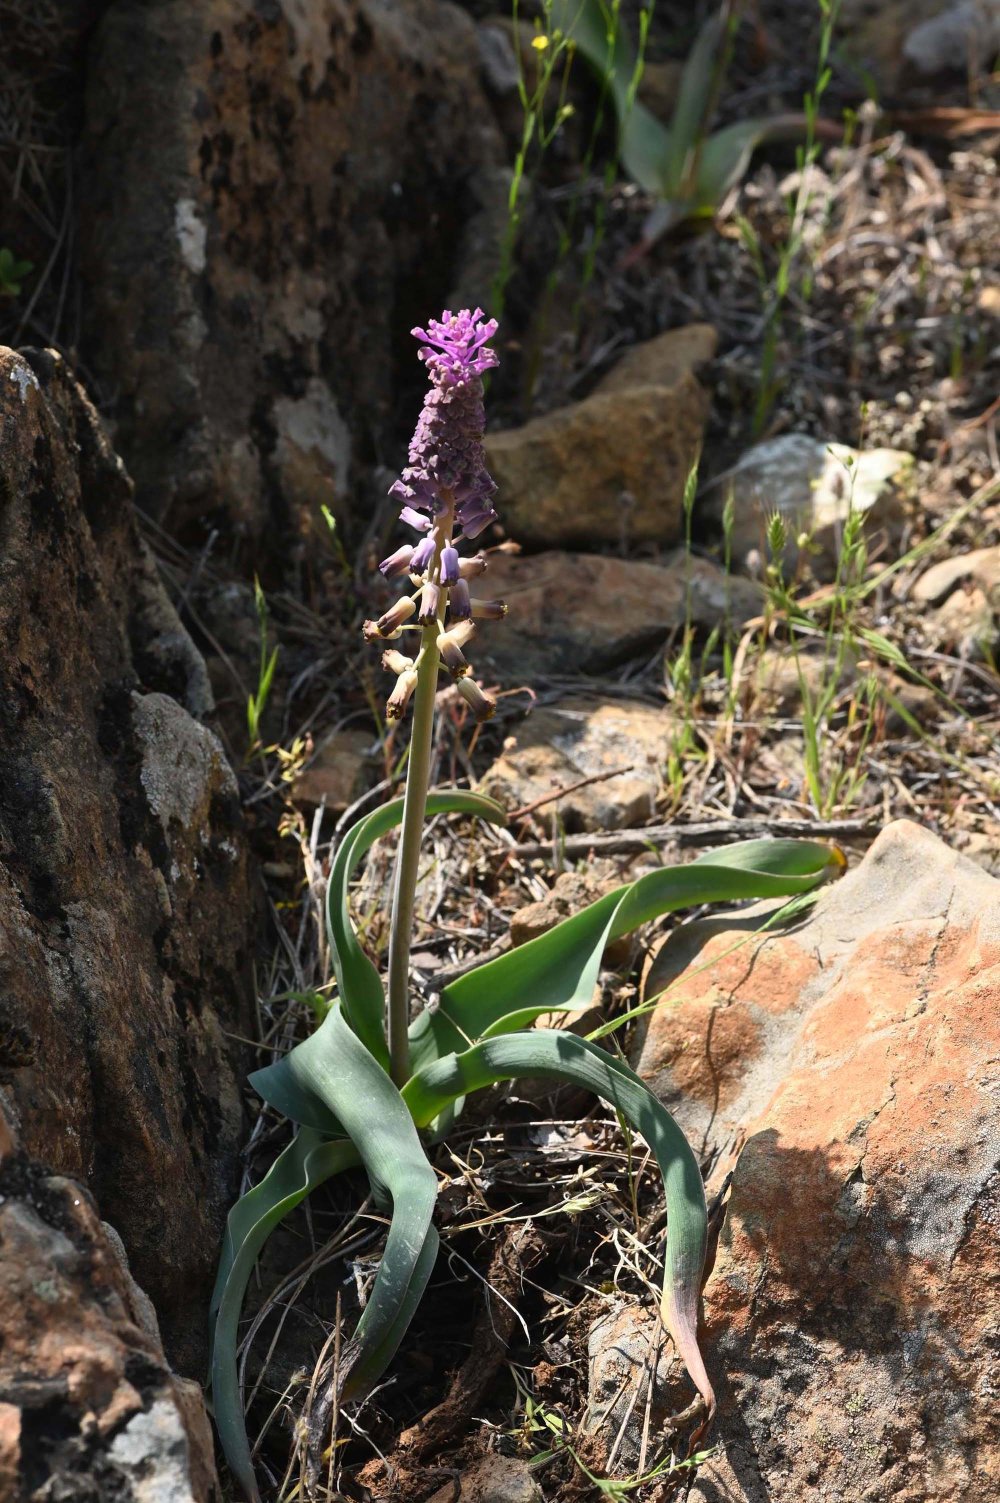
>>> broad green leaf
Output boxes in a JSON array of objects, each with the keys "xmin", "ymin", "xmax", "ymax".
[
  {"xmin": 325, "ymin": 790, "xmax": 505, "ymax": 1067},
  {"xmin": 693, "ymin": 115, "xmax": 818, "ymax": 211},
  {"xmin": 210, "ymin": 1130, "xmax": 360, "ymax": 1503},
  {"xmin": 254, "ymin": 1006, "xmax": 440, "ymax": 1403},
  {"xmin": 402, "ymin": 1031, "xmax": 714, "ymax": 1418},
  {"xmin": 660, "ymin": 4, "xmax": 730, "ymax": 196},
  {"xmin": 551, "ymin": 0, "xmax": 812, "ymax": 230},
  {"xmin": 410, "ymin": 839, "xmax": 843, "ymax": 1072}
]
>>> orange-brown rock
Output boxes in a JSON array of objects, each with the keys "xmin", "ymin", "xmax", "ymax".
[
  {"xmin": 485, "ymin": 327, "xmax": 714, "ymax": 549},
  {"xmin": 632, "ymin": 822, "xmax": 1000, "ymax": 1502},
  {"xmin": 479, "ymin": 549, "xmax": 762, "ymax": 678}
]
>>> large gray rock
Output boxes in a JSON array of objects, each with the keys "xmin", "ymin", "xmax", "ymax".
[
  {"xmin": 79, "ymin": 0, "xmax": 501, "ymax": 548},
  {"xmin": 0, "ymin": 343, "xmax": 253, "ymax": 1408}
]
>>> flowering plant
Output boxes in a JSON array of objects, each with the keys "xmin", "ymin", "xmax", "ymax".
[{"xmin": 209, "ymin": 311, "xmax": 842, "ymax": 1500}]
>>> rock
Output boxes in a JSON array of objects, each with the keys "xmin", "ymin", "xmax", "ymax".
[
  {"xmin": 840, "ymin": 0, "xmax": 1000, "ymax": 88},
  {"xmin": 512, "ymin": 866, "xmax": 631, "ymax": 969},
  {"xmin": 0, "ymin": 1155, "xmax": 218, "ymax": 1500},
  {"xmin": 0, "ymin": 346, "xmax": 253, "ymax": 1378},
  {"xmin": 750, "ymin": 648, "xmax": 941, "ymax": 733},
  {"xmin": 979, "ymin": 285, "xmax": 1000, "ymax": 318},
  {"xmin": 913, "ymin": 543, "xmax": 1000, "ymax": 606},
  {"xmin": 478, "ymin": 550, "xmax": 762, "ymax": 678},
  {"xmin": 903, "ymin": 0, "xmax": 1000, "ymax": 76},
  {"xmin": 914, "ymin": 540, "xmax": 1000, "ymax": 657},
  {"xmin": 79, "ymin": 0, "xmax": 501, "ymax": 549},
  {"xmin": 425, "ymin": 1455, "xmax": 545, "ymax": 1503},
  {"xmin": 485, "ymin": 326, "xmax": 713, "ymax": 548},
  {"xmin": 926, "ymin": 584, "xmax": 995, "ymax": 656},
  {"xmin": 291, "ymin": 727, "xmax": 372, "ymax": 810},
  {"xmin": 837, "ymin": 0, "xmax": 946, "ymax": 90},
  {"xmin": 630, "ymin": 821, "xmax": 1000, "ymax": 1502},
  {"xmin": 585, "ymin": 1305, "xmax": 679, "ymax": 1472},
  {"xmin": 592, "ymin": 323, "xmax": 717, "ymax": 396},
  {"xmin": 480, "ymin": 696, "xmax": 673, "ymax": 832},
  {"xmin": 701, "ymin": 434, "xmax": 912, "ymax": 579},
  {"xmin": 511, "ymin": 870, "xmax": 612, "ymax": 947}
]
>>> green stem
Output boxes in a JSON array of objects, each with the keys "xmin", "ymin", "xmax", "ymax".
[
  {"xmin": 386, "ymin": 625, "xmax": 439, "ymax": 1087},
  {"xmin": 386, "ymin": 497, "xmax": 454, "ymax": 1087}
]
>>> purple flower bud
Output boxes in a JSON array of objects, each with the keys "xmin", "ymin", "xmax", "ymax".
[
  {"xmin": 398, "ymin": 505, "xmax": 432, "ymax": 532},
  {"xmin": 441, "ymin": 545, "xmax": 460, "ymax": 585},
  {"xmin": 456, "ymin": 677, "xmax": 496, "ymax": 722},
  {"xmin": 409, "ymin": 535, "xmax": 436, "ymax": 576},
  {"xmin": 457, "ymin": 507, "xmax": 498, "ymax": 540},
  {"xmin": 449, "ymin": 579, "xmax": 471, "ymax": 620},
  {"xmin": 375, "ymin": 595, "xmax": 417, "ymax": 637},
  {"xmin": 379, "ymin": 544, "xmax": 415, "ymax": 579},
  {"xmin": 418, "ymin": 582, "xmax": 441, "ymax": 624}
]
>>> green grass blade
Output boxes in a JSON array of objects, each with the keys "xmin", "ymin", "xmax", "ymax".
[
  {"xmin": 402, "ymin": 1031, "xmax": 713, "ymax": 1417},
  {"xmin": 210, "ymin": 1130, "xmax": 360, "ymax": 1503},
  {"xmin": 326, "ymin": 790, "xmax": 505, "ymax": 1067},
  {"xmin": 410, "ymin": 841, "xmax": 842, "ymax": 1071}
]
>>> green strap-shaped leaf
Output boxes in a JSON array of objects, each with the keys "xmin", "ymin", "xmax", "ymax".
[
  {"xmin": 325, "ymin": 791, "xmax": 505, "ymax": 1066},
  {"xmin": 253, "ymin": 1006, "xmax": 440, "ymax": 1402},
  {"xmin": 409, "ymin": 839, "xmax": 842, "ymax": 1072},
  {"xmin": 210, "ymin": 1129, "xmax": 360, "ymax": 1503},
  {"xmin": 401, "ymin": 1031, "xmax": 714, "ymax": 1416}
]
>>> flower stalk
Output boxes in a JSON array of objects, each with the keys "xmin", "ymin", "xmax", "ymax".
[
  {"xmin": 385, "ymin": 615, "xmax": 441, "ymax": 1085},
  {"xmin": 370, "ymin": 309, "xmax": 504, "ymax": 1086}
]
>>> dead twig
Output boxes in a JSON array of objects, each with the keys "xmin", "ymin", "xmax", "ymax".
[{"xmin": 506, "ymin": 816, "xmax": 879, "ymax": 862}]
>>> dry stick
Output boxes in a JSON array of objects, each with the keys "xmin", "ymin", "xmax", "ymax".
[
  {"xmin": 507, "ymin": 815, "xmax": 879, "ymax": 862},
  {"xmin": 508, "ymin": 763, "xmax": 635, "ymax": 821}
]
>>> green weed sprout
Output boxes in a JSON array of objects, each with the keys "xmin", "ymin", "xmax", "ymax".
[
  {"xmin": 209, "ymin": 310, "xmax": 845, "ymax": 1500},
  {"xmin": 552, "ymin": 0, "xmax": 827, "ymax": 246},
  {"xmin": 0, "ymin": 247, "xmax": 32, "ymax": 298}
]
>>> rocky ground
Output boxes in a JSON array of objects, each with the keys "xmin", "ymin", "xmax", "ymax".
[{"xmin": 0, "ymin": 0, "xmax": 998, "ymax": 1500}]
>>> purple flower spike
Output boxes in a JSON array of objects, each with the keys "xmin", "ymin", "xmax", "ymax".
[
  {"xmin": 412, "ymin": 308, "xmax": 499, "ymax": 383},
  {"xmin": 441, "ymin": 546, "xmax": 460, "ymax": 585},
  {"xmin": 379, "ymin": 544, "xmax": 415, "ymax": 579},
  {"xmin": 389, "ymin": 309, "xmax": 499, "ymax": 534}
]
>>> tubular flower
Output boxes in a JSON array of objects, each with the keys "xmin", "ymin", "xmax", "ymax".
[{"xmin": 370, "ymin": 308, "xmax": 509, "ymax": 721}]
